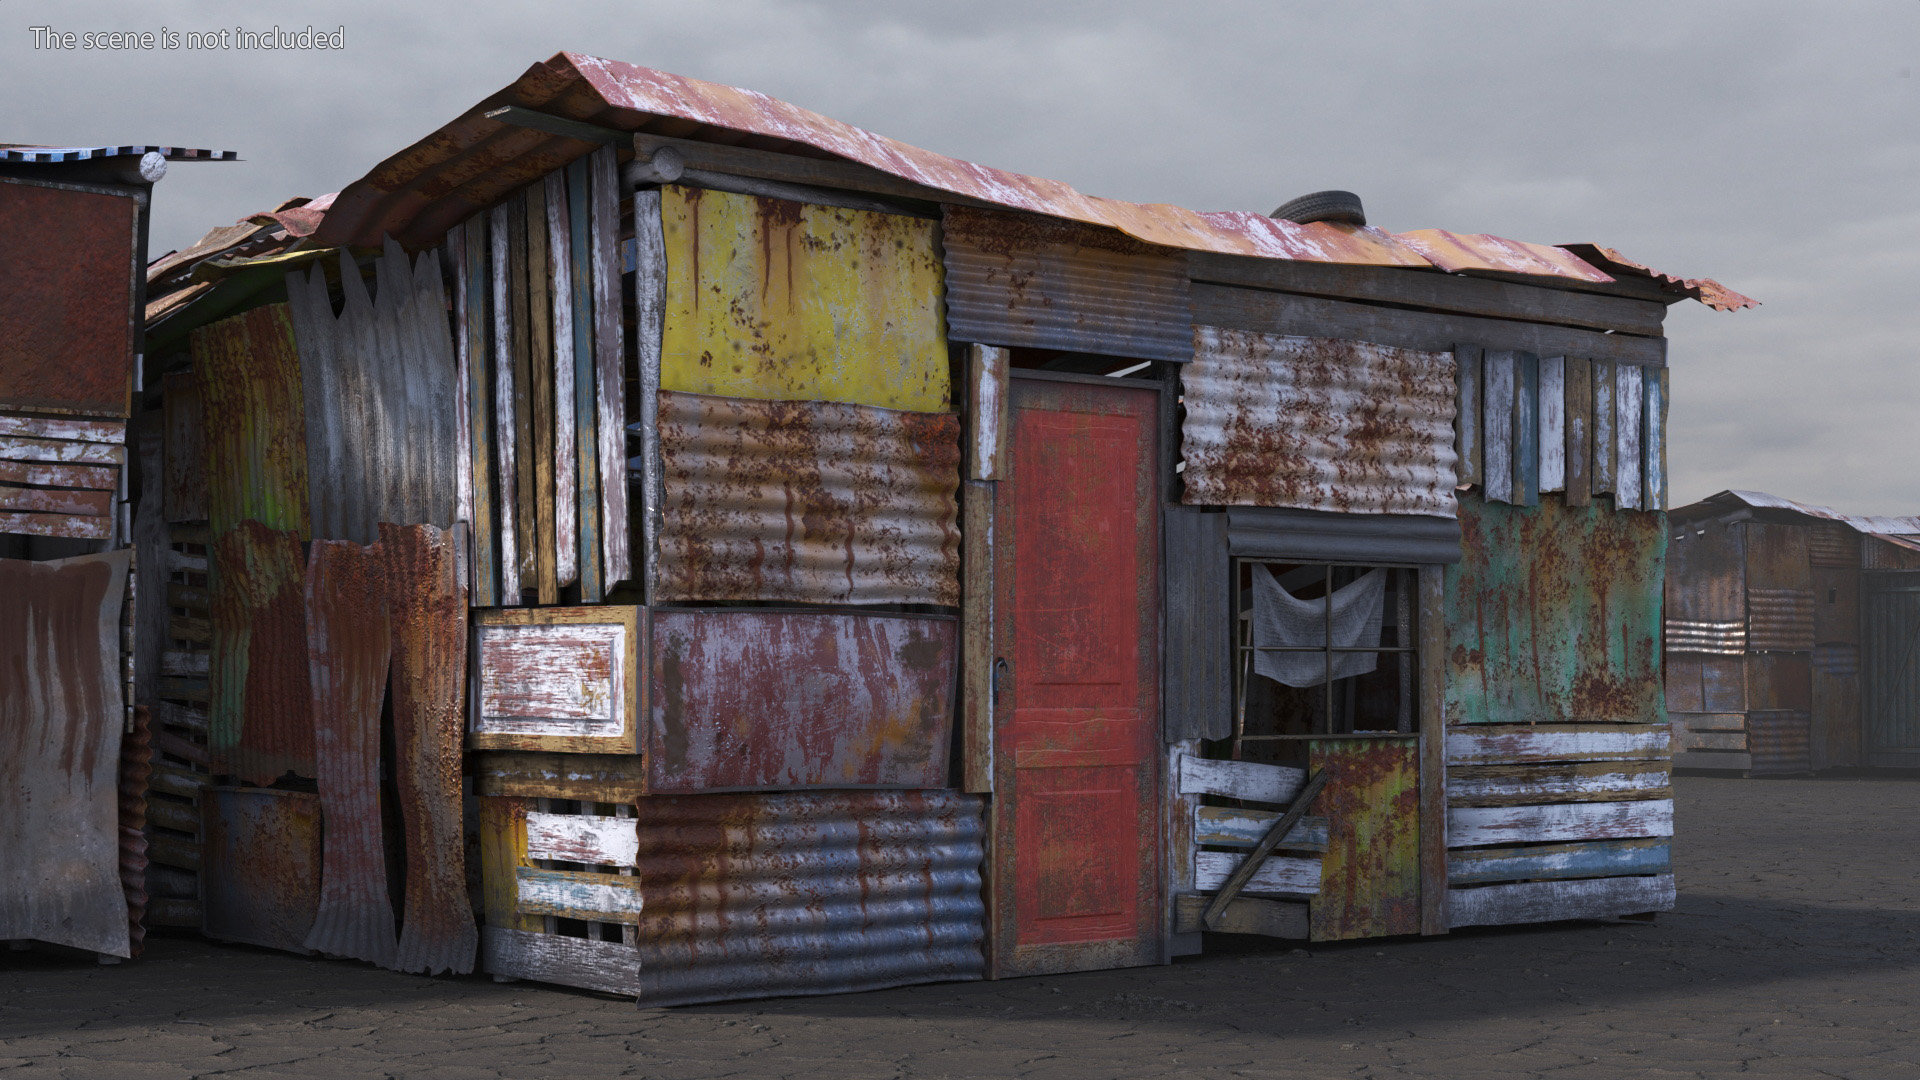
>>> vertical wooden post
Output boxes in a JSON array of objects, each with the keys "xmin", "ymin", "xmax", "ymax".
[{"xmin": 1418, "ymin": 564, "xmax": 1449, "ymax": 936}]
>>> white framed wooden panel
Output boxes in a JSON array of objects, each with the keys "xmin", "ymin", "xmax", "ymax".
[
  {"xmin": 1194, "ymin": 850, "xmax": 1322, "ymax": 896},
  {"xmin": 1538, "ymin": 356, "xmax": 1566, "ymax": 492},
  {"xmin": 1448, "ymin": 799, "xmax": 1674, "ymax": 847},
  {"xmin": 1177, "ymin": 753, "xmax": 1305, "ymax": 805},
  {"xmin": 469, "ymin": 605, "xmax": 642, "ymax": 753},
  {"xmin": 525, "ymin": 812, "xmax": 639, "ymax": 867},
  {"xmin": 1446, "ymin": 725, "xmax": 1670, "ymax": 766},
  {"xmin": 1449, "ymin": 873, "xmax": 1675, "ymax": 928}
]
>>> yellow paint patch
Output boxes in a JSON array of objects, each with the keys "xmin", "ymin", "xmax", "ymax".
[{"xmin": 660, "ymin": 185, "xmax": 949, "ymax": 412}]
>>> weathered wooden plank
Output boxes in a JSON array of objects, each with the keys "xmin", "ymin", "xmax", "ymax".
[
  {"xmin": 526, "ymin": 812, "xmax": 639, "ymax": 868},
  {"xmin": 1672, "ymin": 750, "xmax": 1752, "ymax": 770},
  {"xmin": 0, "ymin": 510, "xmax": 111, "ymax": 539},
  {"xmin": 1615, "ymin": 363, "xmax": 1643, "ymax": 510},
  {"xmin": 1448, "ymin": 799, "xmax": 1674, "ymax": 847},
  {"xmin": 1512, "ymin": 352, "xmax": 1539, "ymax": 505},
  {"xmin": 1446, "ymin": 724, "xmax": 1671, "ymax": 765},
  {"xmin": 1449, "ymin": 873, "xmax": 1675, "ymax": 928},
  {"xmin": 0, "ymin": 458, "xmax": 117, "ymax": 491},
  {"xmin": 509, "ymin": 193, "xmax": 538, "ymax": 596},
  {"xmin": 151, "ymin": 700, "xmax": 208, "ymax": 734},
  {"xmin": 166, "ymin": 548, "xmax": 207, "ymax": 574},
  {"xmin": 526, "ymin": 182, "xmax": 559, "ymax": 606},
  {"xmin": 448, "ymin": 229, "xmax": 475, "ymax": 545},
  {"xmin": 0, "ymin": 435, "xmax": 124, "ymax": 465},
  {"xmin": 145, "ymin": 763, "xmax": 205, "ymax": 800},
  {"xmin": 1172, "ymin": 893, "xmax": 1308, "ymax": 938},
  {"xmin": 1187, "ymin": 255, "xmax": 1670, "ymax": 336},
  {"xmin": 491, "ymin": 202, "xmax": 522, "ymax": 604},
  {"xmin": 1177, "ymin": 753, "xmax": 1305, "ymax": 804},
  {"xmin": 145, "ymin": 832, "xmax": 202, "ymax": 872},
  {"xmin": 161, "ymin": 649, "xmax": 209, "ymax": 678},
  {"xmin": 157, "ymin": 677, "xmax": 209, "ymax": 704},
  {"xmin": 166, "ymin": 581, "xmax": 209, "ymax": 609},
  {"xmin": 1676, "ymin": 727, "xmax": 1746, "ymax": 751},
  {"xmin": 471, "ymin": 752, "xmax": 649, "ymax": 801},
  {"xmin": 1194, "ymin": 850, "xmax": 1321, "ymax": 896},
  {"xmin": 1563, "ymin": 356, "xmax": 1591, "ymax": 506},
  {"xmin": 1419, "ymin": 565, "xmax": 1449, "ymax": 936},
  {"xmin": 1538, "ymin": 357, "xmax": 1566, "ymax": 492},
  {"xmin": 1481, "ymin": 349, "xmax": 1514, "ymax": 502},
  {"xmin": 962, "ymin": 480, "xmax": 993, "ymax": 793},
  {"xmin": 479, "ymin": 926, "xmax": 638, "ymax": 996},
  {"xmin": 1448, "ymin": 837, "xmax": 1670, "ymax": 885},
  {"xmin": 1188, "ymin": 284, "xmax": 1666, "ymax": 368},
  {"xmin": 162, "ymin": 370, "xmax": 207, "ymax": 522},
  {"xmin": 477, "ymin": 797, "xmax": 540, "ymax": 932},
  {"xmin": 1453, "ymin": 344, "xmax": 1482, "ymax": 488},
  {"xmin": 144, "ymin": 898, "xmax": 204, "ymax": 928},
  {"xmin": 968, "ymin": 344, "xmax": 1010, "ymax": 481},
  {"xmin": 1645, "ymin": 366, "xmax": 1668, "ymax": 511},
  {"xmin": 1447, "ymin": 761, "xmax": 1671, "ymax": 806},
  {"xmin": 1193, "ymin": 806, "xmax": 1328, "ymax": 851},
  {"xmin": 1674, "ymin": 712, "xmax": 1746, "ymax": 732},
  {"xmin": 594, "ymin": 148, "xmax": 632, "ymax": 589},
  {"xmin": 145, "ymin": 796, "xmax": 201, "ymax": 835},
  {"xmin": 546, "ymin": 170, "xmax": 578, "ymax": 590},
  {"xmin": 1590, "ymin": 359, "xmax": 1616, "ymax": 495},
  {"xmin": 463, "ymin": 215, "xmax": 498, "ymax": 607},
  {"xmin": 0, "ymin": 415, "xmax": 125, "ymax": 444},
  {"xmin": 567, "ymin": 158, "xmax": 602, "ymax": 604},
  {"xmin": 515, "ymin": 867, "xmax": 643, "ymax": 924}
]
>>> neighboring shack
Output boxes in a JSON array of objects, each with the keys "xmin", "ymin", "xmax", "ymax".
[
  {"xmin": 123, "ymin": 52, "xmax": 1752, "ymax": 1004},
  {"xmin": 1665, "ymin": 490, "xmax": 1920, "ymax": 774}
]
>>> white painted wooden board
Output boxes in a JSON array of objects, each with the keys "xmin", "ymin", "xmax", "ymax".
[
  {"xmin": 1537, "ymin": 356, "xmax": 1566, "ymax": 492},
  {"xmin": 1615, "ymin": 364, "xmax": 1643, "ymax": 510},
  {"xmin": 516, "ymin": 867, "xmax": 644, "ymax": 923},
  {"xmin": 473, "ymin": 623, "xmax": 626, "ymax": 737},
  {"xmin": 1446, "ymin": 725, "xmax": 1670, "ymax": 765},
  {"xmin": 1448, "ymin": 799, "xmax": 1674, "ymax": 847},
  {"xmin": 491, "ymin": 202, "xmax": 522, "ymax": 604},
  {"xmin": 969, "ymin": 344, "xmax": 1010, "ymax": 481},
  {"xmin": 1446, "ymin": 762, "xmax": 1670, "ymax": 805},
  {"xmin": 1194, "ymin": 850, "xmax": 1321, "ymax": 896},
  {"xmin": 1449, "ymin": 873, "xmax": 1675, "ymax": 928},
  {"xmin": 1193, "ymin": 806, "xmax": 1329, "ymax": 851},
  {"xmin": 1178, "ymin": 753, "xmax": 1306, "ymax": 804},
  {"xmin": 480, "ymin": 926, "xmax": 639, "ymax": 996},
  {"xmin": 595, "ymin": 147, "xmax": 634, "ymax": 588},
  {"xmin": 526, "ymin": 812, "xmax": 639, "ymax": 867},
  {"xmin": 0, "ymin": 436, "xmax": 124, "ymax": 466},
  {"xmin": 1481, "ymin": 350, "xmax": 1515, "ymax": 503},
  {"xmin": 545, "ymin": 170, "xmax": 578, "ymax": 588},
  {"xmin": 0, "ymin": 415, "xmax": 126, "ymax": 444}
]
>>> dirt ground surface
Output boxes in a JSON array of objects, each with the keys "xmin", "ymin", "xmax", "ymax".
[{"xmin": 4, "ymin": 774, "xmax": 1918, "ymax": 1079}]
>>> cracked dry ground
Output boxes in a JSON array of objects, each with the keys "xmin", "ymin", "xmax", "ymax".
[{"xmin": 5, "ymin": 774, "xmax": 1918, "ymax": 1080}]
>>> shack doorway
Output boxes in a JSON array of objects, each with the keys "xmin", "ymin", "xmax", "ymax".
[
  {"xmin": 1863, "ymin": 572, "xmax": 1920, "ymax": 767},
  {"xmin": 989, "ymin": 376, "xmax": 1163, "ymax": 977}
]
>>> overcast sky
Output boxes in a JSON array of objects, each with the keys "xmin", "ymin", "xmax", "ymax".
[{"xmin": 8, "ymin": 1, "xmax": 1916, "ymax": 514}]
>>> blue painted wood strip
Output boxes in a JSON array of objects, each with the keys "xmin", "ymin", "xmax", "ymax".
[
  {"xmin": 465, "ymin": 217, "xmax": 497, "ymax": 607},
  {"xmin": 567, "ymin": 158, "xmax": 602, "ymax": 603},
  {"xmin": 1514, "ymin": 351, "xmax": 1539, "ymax": 506},
  {"xmin": 515, "ymin": 866, "xmax": 642, "ymax": 924},
  {"xmin": 1193, "ymin": 806, "xmax": 1329, "ymax": 851},
  {"xmin": 1448, "ymin": 838, "xmax": 1671, "ymax": 885},
  {"xmin": 1644, "ymin": 367, "xmax": 1667, "ymax": 511},
  {"xmin": 1481, "ymin": 351, "xmax": 1515, "ymax": 504}
]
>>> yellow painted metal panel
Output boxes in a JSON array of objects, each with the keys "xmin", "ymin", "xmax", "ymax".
[{"xmin": 659, "ymin": 185, "xmax": 949, "ymax": 412}]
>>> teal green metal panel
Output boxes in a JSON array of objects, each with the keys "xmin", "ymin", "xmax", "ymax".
[{"xmin": 1444, "ymin": 491, "xmax": 1666, "ymax": 724}]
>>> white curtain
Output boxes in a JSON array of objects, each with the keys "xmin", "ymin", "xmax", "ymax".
[{"xmin": 1252, "ymin": 565, "xmax": 1386, "ymax": 688}]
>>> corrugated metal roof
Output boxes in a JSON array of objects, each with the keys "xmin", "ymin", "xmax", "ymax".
[
  {"xmin": 307, "ymin": 52, "xmax": 1745, "ymax": 306},
  {"xmin": 1678, "ymin": 490, "xmax": 1920, "ymax": 540},
  {"xmin": 1560, "ymin": 244, "xmax": 1758, "ymax": 312},
  {"xmin": 0, "ymin": 145, "xmax": 236, "ymax": 163}
]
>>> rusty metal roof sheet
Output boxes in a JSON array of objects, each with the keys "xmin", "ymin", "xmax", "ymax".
[
  {"xmin": 1560, "ymin": 244, "xmax": 1758, "ymax": 312},
  {"xmin": 305, "ymin": 52, "xmax": 1744, "ymax": 306},
  {"xmin": 1675, "ymin": 490, "xmax": 1920, "ymax": 538}
]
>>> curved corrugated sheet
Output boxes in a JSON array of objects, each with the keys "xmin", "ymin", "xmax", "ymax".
[
  {"xmin": 652, "ymin": 390, "xmax": 960, "ymax": 606},
  {"xmin": 631, "ymin": 789, "xmax": 986, "ymax": 1007},
  {"xmin": 1664, "ymin": 619, "xmax": 1746, "ymax": 655},
  {"xmin": 1182, "ymin": 327, "xmax": 1459, "ymax": 517}
]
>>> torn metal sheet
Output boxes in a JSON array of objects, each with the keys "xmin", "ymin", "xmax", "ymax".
[
  {"xmin": 1182, "ymin": 328, "xmax": 1459, "ymax": 517},
  {"xmin": 118, "ymin": 705, "xmax": 152, "ymax": 958},
  {"xmin": 1396, "ymin": 230, "xmax": 1614, "ymax": 285},
  {"xmin": 208, "ymin": 521, "xmax": 314, "ymax": 785},
  {"xmin": 647, "ymin": 608, "xmax": 958, "ymax": 792},
  {"xmin": 661, "ymin": 185, "xmax": 949, "ymax": 412},
  {"xmin": 0, "ymin": 551, "xmax": 132, "ymax": 956},
  {"xmin": 1309, "ymin": 739, "xmax": 1420, "ymax": 942},
  {"xmin": 941, "ymin": 205, "xmax": 1192, "ymax": 363},
  {"xmin": 0, "ymin": 179, "xmax": 138, "ymax": 417},
  {"xmin": 193, "ymin": 304, "xmax": 311, "ymax": 539},
  {"xmin": 630, "ymin": 789, "xmax": 986, "ymax": 1007},
  {"xmin": 652, "ymin": 390, "xmax": 961, "ymax": 606},
  {"xmin": 201, "ymin": 786, "xmax": 321, "ymax": 953}
]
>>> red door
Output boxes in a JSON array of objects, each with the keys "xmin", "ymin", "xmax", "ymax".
[{"xmin": 992, "ymin": 377, "xmax": 1161, "ymax": 977}]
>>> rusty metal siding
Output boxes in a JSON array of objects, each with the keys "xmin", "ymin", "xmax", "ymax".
[
  {"xmin": 208, "ymin": 520, "xmax": 315, "ymax": 786},
  {"xmin": 1181, "ymin": 328, "xmax": 1458, "ymax": 517},
  {"xmin": 652, "ymin": 390, "xmax": 961, "ymax": 606},
  {"xmin": 200, "ymin": 786, "xmax": 322, "ymax": 953},
  {"xmin": 1664, "ymin": 519, "xmax": 1746, "ymax": 654},
  {"xmin": 0, "ymin": 180, "xmax": 138, "ymax": 417},
  {"xmin": 1746, "ymin": 711, "xmax": 1812, "ymax": 776},
  {"xmin": 0, "ymin": 551, "xmax": 132, "ymax": 956},
  {"xmin": 659, "ymin": 185, "xmax": 949, "ymax": 412},
  {"xmin": 1309, "ymin": 739, "xmax": 1421, "ymax": 942},
  {"xmin": 1444, "ymin": 491, "xmax": 1666, "ymax": 724},
  {"xmin": 942, "ymin": 206, "xmax": 1192, "ymax": 363},
  {"xmin": 162, "ymin": 370, "xmax": 208, "ymax": 522},
  {"xmin": 288, "ymin": 243, "xmax": 459, "ymax": 545},
  {"xmin": 647, "ymin": 608, "xmax": 958, "ymax": 793},
  {"xmin": 629, "ymin": 789, "xmax": 986, "ymax": 1007},
  {"xmin": 1809, "ymin": 522, "xmax": 1859, "ymax": 568},
  {"xmin": 193, "ymin": 304, "xmax": 311, "ymax": 539}
]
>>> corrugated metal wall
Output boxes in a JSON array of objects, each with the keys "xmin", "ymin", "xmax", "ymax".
[
  {"xmin": 652, "ymin": 391, "xmax": 961, "ymax": 606},
  {"xmin": 941, "ymin": 205, "xmax": 1192, "ymax": 363},
  {"xmin": 1181, "ymin": 328, "xmax": 1458, "ymax": 517}
]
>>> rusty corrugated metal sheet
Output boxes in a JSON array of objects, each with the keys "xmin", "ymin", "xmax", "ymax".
[
  {"xmin": 0, "ymin": 179, "xmax": 138, "ymax": 417},
  {"xmin": 647, "ymin": 609, "xmax": 958, "ymax": 793},
  {"xmin": 1748, "ymin": 589, "xmax": 1816, "ymax": 652},
  {"xmin": 1809, "ymin": 522, "xmax": 1859, "ymax": 568},
  {"xmin": 383, "ymin": 523, "xmax": 477, "ymax": 975},
  {"xmin": 1395, "ymin": 230, "xmax": 1615, "ymax": 285},
  {"xmin": 1559, "ymin": 244, "xmax": 1759, "ymax": 312},
  {"xmin": 660, "ymin": 185, "xmax": 949, "ymax": 412},
  {"xmin": 1675, "ymin": 490, "xmax": 1920, "ymax": 538},
  {"xmin": 1, "ymin": 144, "xmax": 235, "ymax": 164},
  {"xmin": 1747, "ymin": 711, "xmax": 1812, "ymax": 776},
  {"xmin": 118, "ymin": 705, "xmax": 152, "ymax": 959},
  {"xmin": 193, "ymin": 304, "xmax": 311, "ymax": 539},
  {"xmin": 653, "ymin": 390, "xmax": 961, "ymax": 606},
  {"xmin": 1664, "ymin": 519, "xmax": 1745, "ymax": 655},
  {"xmin": 0, "ymin": 551, "xmax": 132, "ymax": 957},
  {"xmin": 209, "ymin": 520, "xmax": 314, "ymax": 785},
  {"xmin": 201, "ymin": 786, "xmax": 322, "ymax": 953},
  {"xmin": 941, "ymin": 205, "xmax": 1193, "ymax": 363},
  {"xmin": 1181, "ymin": 328, "xmax": 1458, "ymax": 517},
  {"xmin": 1444, "ymin": 491, "xmax": 1666, "ymax": 724},
  {"xmin": 1309, "ymin": 740, "xmax": 1420, "ymax": 942},
  {"xmin": 307, "ymin": 52, "xmax": 1745, "ymax": 306},
  {"xmin": 630, "ymin": 789, "xmax": 986, "ymax": 1007}
]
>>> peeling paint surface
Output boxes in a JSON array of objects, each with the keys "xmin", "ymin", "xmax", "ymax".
[{"xmin": 193, "ymin": 304, "xmax": 311, "ymax": 540}]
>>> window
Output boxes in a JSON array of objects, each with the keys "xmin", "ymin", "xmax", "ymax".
[{"xmin": 1228, "ymin": 559, "xmax": 1419, "ymax": 765}]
